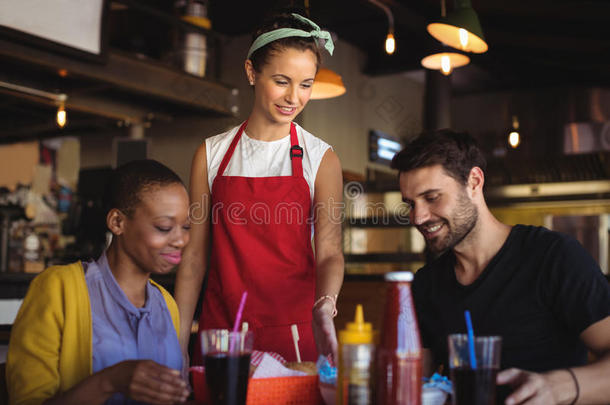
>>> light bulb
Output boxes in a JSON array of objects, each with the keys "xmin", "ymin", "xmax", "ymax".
[
  {"xmin": 459, "ymin": 28, "xmax": 469, "ymax": 49},
  {"xmin": 385, "ymin": 33, "xmax": 395, "ymax": 55},
  {"xmin": 508, "ymin": 131, "xmax": 520, "ymax": 148},
  {"xmin": 440, "ymin": 55, "xmax": 452, "ymax": 75},
  {"xmin": 57, "ymin": 104, "xmax": 66, "ymax": 128}
]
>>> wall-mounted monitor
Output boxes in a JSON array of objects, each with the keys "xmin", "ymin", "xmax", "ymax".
[
  {"xmin": 0, "ymin": 0, "xmax": 108, "ymax": 61},
  {"xmin": 369, "ymin": 130, "xmax": 403, "ymax": 165}
]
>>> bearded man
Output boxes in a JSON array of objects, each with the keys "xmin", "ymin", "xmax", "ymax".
[{"xmin": 392, "ymin": 129, "xmax": 610, "ymax": 405}]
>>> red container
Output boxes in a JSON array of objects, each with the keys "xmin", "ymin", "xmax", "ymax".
[
  {"xmin": 190, "ymin": 366, "xmax": 322, "ymax": 405},
  {"xmin": 377, "ymin": 272, "xmax": 422, "ymax": 405}
]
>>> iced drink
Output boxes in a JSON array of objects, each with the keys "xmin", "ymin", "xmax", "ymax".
[{"xmin": 200, "ymin": 329, "xmax": 253, "ymax": 405}]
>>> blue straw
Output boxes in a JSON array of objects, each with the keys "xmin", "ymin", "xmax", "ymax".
[{"xmin": 464, "ymin": 310, "xmax": 477, "ymax": 369}]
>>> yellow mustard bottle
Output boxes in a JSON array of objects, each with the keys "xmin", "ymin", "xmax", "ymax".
[{"xmin": 337, "ymin": 304, "xmax": 377, "ymax": 405}]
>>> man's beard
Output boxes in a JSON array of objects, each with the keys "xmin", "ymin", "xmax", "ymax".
[{"xmin": 425, "ymin": 191, "xmax": 478, "ymax": 257}]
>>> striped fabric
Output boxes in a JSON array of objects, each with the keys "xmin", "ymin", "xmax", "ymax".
[{"xmin": 250, "ymin": 350, "xmax": 286, "ymax": 366}]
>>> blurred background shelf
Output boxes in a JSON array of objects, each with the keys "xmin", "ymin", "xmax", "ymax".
[
  {"xmin": 344, "ymin": 252, "xmax": 423, "ymax": 263},
  {"xmin": 342, "ymin": 184, "xmax": 425, "ymax": 277},
  {"xmin": 346, "ymin": 216, "xmax": 411, "ymax": 228}
]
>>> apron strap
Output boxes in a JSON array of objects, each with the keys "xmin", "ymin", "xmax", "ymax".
[
  {"xmin": 289, "ymin": 123, "xmax": 304, "ymax": 178},
  {"xmin": 217, "ymin": 121, "xmax": 247, "ymax": 177},
  {"xmin": 218, "ymin": 121, "xmax": 303, "ymax": 178}
]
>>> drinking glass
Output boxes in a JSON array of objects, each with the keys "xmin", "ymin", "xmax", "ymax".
[
  {"xmin": 200, "ymin": 329, "xmax": 254, "ymax": 405},
  {"xmin": 448, "ymin": 334, "xmax": 501, "ymax": 405}
]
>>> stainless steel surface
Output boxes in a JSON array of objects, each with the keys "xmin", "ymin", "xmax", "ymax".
[
  {"xmin": 180, "ymin": 1, "xmax": 208, "ymax": 77},
  {"xmin": 486, "ymin": 180, "xmax": 610, "ymax": 200}
]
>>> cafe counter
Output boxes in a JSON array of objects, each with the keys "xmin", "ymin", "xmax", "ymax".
[{"xmin": 0, "ymin": 271, "xmax": 394, "ymax": 333}]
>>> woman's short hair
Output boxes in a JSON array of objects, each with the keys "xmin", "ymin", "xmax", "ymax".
[
  {"xmin": 249, "ymin": 12, "xmax": 322, "ymax": 72},
  {"xmin": 103, "ymin": 159, "xmax": 184, "ymax": 217},
  {"xmin": 391, "ymin": 129, "xmax": 487, "ymax": 185}
]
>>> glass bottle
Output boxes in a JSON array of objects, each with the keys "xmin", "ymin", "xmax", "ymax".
[{"xmin": 376, "ymin": 271, "xmax": 422, "ymax": 405}]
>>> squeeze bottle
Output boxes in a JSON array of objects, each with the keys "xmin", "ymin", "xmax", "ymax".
[{"xmin": 337, "ymin": 304, "xmax": 377, "ymax": 405}]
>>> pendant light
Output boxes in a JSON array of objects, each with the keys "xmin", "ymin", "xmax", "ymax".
[
  {"xmin": 56, "ymin": 94, "xmax": 67, "ymax": 128},
  {"xmin": 421, "ymin": 51, "xmax": 470, "ymax": 76},
  {"xmin": 310, "ymin": 67, "xmax": 346, "ymax": 99},
  {"xmin": 0, "ymin": 80, "xmax": 68, "ymax": 128},
  {"xmin": 421, "ymin": 0, "xmax": 483, "ymax": 75},
  {"xmin": 369, "ymin": 0, "xmax": 396, "ymax": 55},
  {"xmin": 508, "ymin": 115, "xmax": 521, "ymax": 148},
  {"xmin": 427, "ymin": 0, "xmax": 488, "ymax": 54},
  {"xmin": 304, "ymin": 0, "xmax": 346, "ymax": 100}
]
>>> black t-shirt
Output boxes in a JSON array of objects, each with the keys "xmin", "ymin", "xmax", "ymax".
[{"xmin": 413, "ymin": 225, "xmax": 610, "ymax": 374}]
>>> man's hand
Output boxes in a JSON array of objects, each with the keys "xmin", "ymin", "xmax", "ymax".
[
  {"xmin": 312, "ymin": 299, "xmax": 338, "ymax": 366},
  {"xmin": 497, "ymin": 368, "xmax": 577, "ymax": 405}
]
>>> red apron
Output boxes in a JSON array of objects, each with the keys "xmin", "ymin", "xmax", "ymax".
[{"xmin": 198, "ymin": 121, "xmax": 317, "ymax": 362}]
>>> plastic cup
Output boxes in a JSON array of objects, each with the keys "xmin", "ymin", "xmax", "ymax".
[
  {"xmin": 448, "ymin": 334, "xmax": 501, "ymax": 405},
  {"xmin": 200, "ymin": 329, "xmax": 254, "ymax": 405}
]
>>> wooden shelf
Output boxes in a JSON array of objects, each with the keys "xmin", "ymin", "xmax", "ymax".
[
  {"xmin": 0, "ymin": 39, "xmax": 237, "ymax": 124},
  {"xmin": 346, "ymin": 216, "xmax": 411, "ymax": 228},
  {"xmin": 344, "ymin": 252, "xmax": 423, "ymax": 263}
]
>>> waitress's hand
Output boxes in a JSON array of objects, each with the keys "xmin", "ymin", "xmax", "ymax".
[
  {"xmin": 312, "ymin": 299, "xmax": 338, "ymax": 366},
  {"xmin": 106, "ymin": 360, "xmax": 190, "ymax": 405}
]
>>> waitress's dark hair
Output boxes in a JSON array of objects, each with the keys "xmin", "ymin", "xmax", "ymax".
[
  {"xmin": 249, "ymin": 12, "xmax": 322, "ymax": 72},
  {"xmin": 391, "ymin": 129, "xmax": 487, "ymax": 185},
  {"xmin": 103, "ymin": 159, "xmax": 184, "ymax": 218}
]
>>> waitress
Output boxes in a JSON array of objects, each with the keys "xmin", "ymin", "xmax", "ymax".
[{"xmin": 175, "ymin": 12, "xmax": 344, "ymax": 363}]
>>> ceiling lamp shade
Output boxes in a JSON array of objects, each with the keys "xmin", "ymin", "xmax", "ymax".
[
  {"xmin": 427, "ymin": 0, "xmax": 488, "ymax": 54},
  {"xmin": 310, "ymin": 68, "xmax": 346, "ymax": 100},
  {"xmin": 421, "ymin": 52, "xmax": 470, "ymax": 76}
]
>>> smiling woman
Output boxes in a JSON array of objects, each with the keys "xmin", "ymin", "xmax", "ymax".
[
  {"xmin": 6, "ymin": 160, "xmax": 191, "ymax": 405},
  {"xmin": 247, "ymin": 47, "xmax": 317, "ymax": 128},
  {"xmin": 175, "ymin": 11, "xmax": 346, "ymax": 365}
]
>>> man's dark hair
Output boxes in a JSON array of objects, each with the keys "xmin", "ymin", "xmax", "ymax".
[
  {"xmin": 390, "ymin": 129, "xmax": 486, "ymax": 185},
  {"xmin": 249, "ymin": 12, "xmax": 322, "ymax": 73},
  {"xmin": 103, "ymin": 159, "xmax": 184, "ymax": 217}
]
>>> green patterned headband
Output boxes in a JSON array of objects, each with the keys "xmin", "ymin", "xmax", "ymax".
[{"xmin": 246, "ymin": 13, "xmax": 334, "ymax": 59}]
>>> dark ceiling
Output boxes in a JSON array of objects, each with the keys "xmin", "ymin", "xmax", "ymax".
[
  {"xmin": 207, "ymin": 0, "xmax": 610, "ymax": 91},
  {"xmin": 105, "ymin": 0, "xmax": 610, "ymax": 91},
  {"xmin": 1, "ymin": 0, "xmax": 609, "ymax": 140}
]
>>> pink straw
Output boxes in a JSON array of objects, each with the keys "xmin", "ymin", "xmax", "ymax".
[
  {"xmin": 229, "ymin": 291, "xmax": 248, "ymax": 353},
  {"xmin": 233, "ymin": 291, "xmax": 248, "ymax": 332}
]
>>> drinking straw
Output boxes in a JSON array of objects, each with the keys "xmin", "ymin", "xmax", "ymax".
[
  {"xmin": 291, "ymin": 324, "xmax": 302, "ymax": 363},
  {"xmin": 230, "ymin": 291, "xmax": 248, "ymax": 352},
  {"xmin": 464, "ymin": 310, "xmax": 477, "ymax": 369},
  {"xmin": 233, "ymin": 291, "xmax": 248, "ymax": 332}
]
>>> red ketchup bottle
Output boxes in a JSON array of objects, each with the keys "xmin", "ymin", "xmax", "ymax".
[{"xmin": 377, "ymin": 271, "xmax": 422, "ymax": 405}]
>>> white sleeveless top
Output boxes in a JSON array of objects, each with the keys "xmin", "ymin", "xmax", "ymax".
[{"xmin": 206, "ymin": 123, "xmax": 332, "ymax": 201}]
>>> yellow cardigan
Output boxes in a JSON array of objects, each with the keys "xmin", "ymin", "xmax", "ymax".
[{"xmin": 6, "ymin": 262, "xmax": 180, "ymax": 405}]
